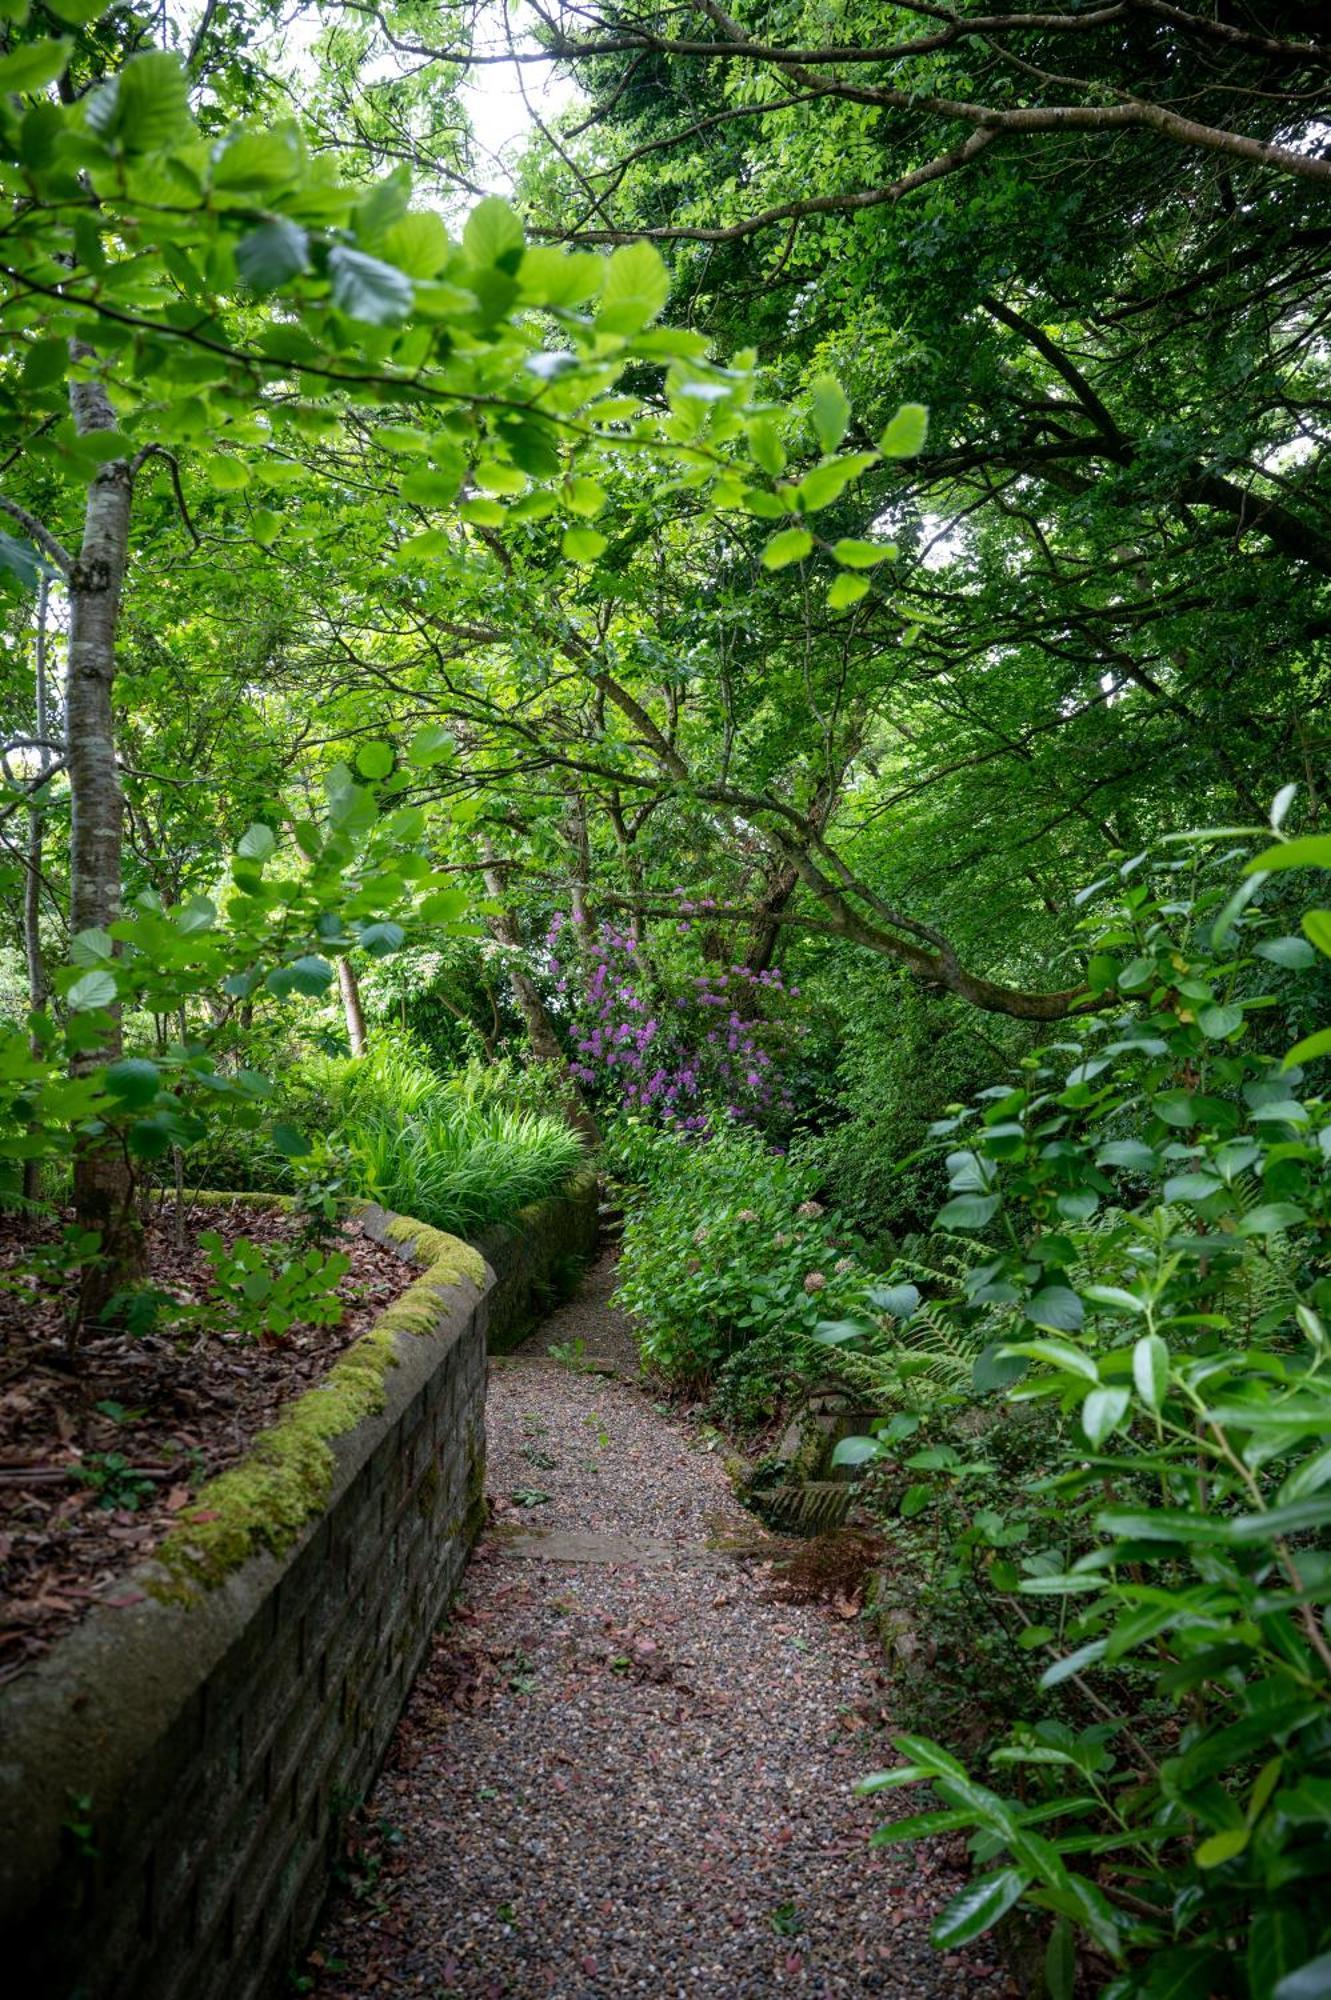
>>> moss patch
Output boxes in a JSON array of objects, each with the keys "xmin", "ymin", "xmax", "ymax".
[{"xmin": 153, "ymin": 1218, "xmax": 483, "ymax": 1602}]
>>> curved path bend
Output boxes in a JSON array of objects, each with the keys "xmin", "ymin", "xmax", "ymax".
[{"xmin": 312, "ymin": 1250, "xmax": 1013, "ymax": 2000}]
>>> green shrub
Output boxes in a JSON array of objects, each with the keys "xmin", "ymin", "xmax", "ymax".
[
  {"xmin": 611, "ymin": 1124, "xmax": 884, "ymax": 1413},
  {"xmin": 829, "ymin": 831, "xmax": 1331, "ymax": 1994}
]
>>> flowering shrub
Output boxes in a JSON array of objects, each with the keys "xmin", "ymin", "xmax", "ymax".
[
  {"xmin": 548, "ymin": 914, "xmax": 800, "ymax": 1131},
  {"xmin": 612, "ymin": 1125, "xmax": 880, "ymax": 1411}
]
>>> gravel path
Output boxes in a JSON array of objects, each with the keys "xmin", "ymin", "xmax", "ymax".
[{"xmin": 311, "ymin": 1250, "xmax": 1014, "ymax": 1999}]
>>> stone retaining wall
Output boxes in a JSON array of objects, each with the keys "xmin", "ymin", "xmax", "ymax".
[
  {"xmin": 476, "ymin": 1165, "xmax": 602, "ymax": 1353},
  {"xmin": 0, "ymin": 1177, "xmax": 598, "ymax": 1999}
]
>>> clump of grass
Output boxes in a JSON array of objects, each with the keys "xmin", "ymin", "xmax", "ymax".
[{"xmin": 198, "ymin": 1036, "xmax": 586, "ymax": 1238}]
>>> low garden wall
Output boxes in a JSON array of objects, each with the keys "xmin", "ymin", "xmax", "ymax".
[{"xmin": 0, "ymin": 1173, "xmax": 599, "ymax": 2000}]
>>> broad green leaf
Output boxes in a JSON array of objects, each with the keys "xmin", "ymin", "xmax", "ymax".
[
  {"xmin": 0, "ymin": 38, "xmax": 71, "ymax": 92},
  {"xmin": 598, "ymin": 239, "xmax": 670, "ymax": 333},
  {"xmin": 355, "ymin": 741, "xmax": 395, "ymax": 780},
  {"xmin": 761, "ymin": 527, "xmax": 813, "ymax": 569},
  {"xmin": 832, "ymin": 538, "xmax": 895, "ymax": 568},
  {"xmin": 328, "ymin": 246, "xmax": 414, "ymax": 325},
  {"xmin": 1198, "ymin": 1002, "xmax": 1243, "ymax": 1039},
  {"xmin": 809, "ymin": 374, "xmax": 850, "ymax": 453},
  {"xmin": 1255, "ymin": 936, "xmax": 1316, "ymax": 969},
  {"xmin": 930, "ymin": 1869, "xmax": 1026, "ymax": 1949},
  {"xmin": 1304, "ymin": 910, "xmax": 1331, "ymax": 958},
  {"xmin": 357, "ymin": 920, "xmax": 405, "ymax": 957},
  {"xmin": 71, "ymin": 926, "xmax": 114, "ymax": 966},
  {"xmin": 1133, "ymin": 1333, "xmax": 1169, "ymax": 1412},
  {"xmin": 104, "ymin": 1058, "xmax": 160, "ymax": 1109},
  {"xmin": 236, "ymin": 822, "xmax": 276, "ymax": 861},
  {"xmin": 235, "ymin": 219, "xmax": 310, "ymax": 292},
  {"xmin": 271, "ymin": 1122, "xmax": 312, "ymax": 1158},
  {"xmin": 1026, "ymin": 1286, "xmax": 1084, "ymax": 1333},
  {"xmin": 936, "ymin": 1192, "xmax": 1000, "ymax": 1230},
  {"xmin": 828, "ymin": 572, "xmax": 870, "ymax": 610},
  {"xmin": 67, "ymin": 969, "xmax": 116, "ymax": 1011},
  {"xmin": 86, "ymin": 50, "xmax": 193, "ymax": 153},
  {"xmin": 1196, "ymin": 1826, "xmax": 1249, "ymax": 1868},
  {"xmin": 879, "ymin": 402, "xmax": 929, "ymax": 458},
  {"xmin": 1246, "ymin": 836, "xmax": 1331, "ymax": 874},
  {"xmin": 284, "ymin": 955, "xmax": 335, "ymax": 996},
  {"xmin": 1000, "ymin": 1338, "xmax": 1098, "ymax": 1382},
  {"xmin": 1285, "ymin": 1027, "xmax": 1331, "ymax": 1066},
  {"xmin": 463, "ymin": 195, "xmax": 525, "ymax": 270},
  {"xmin": 407, "ymin": 724, "xmax": 455, "ymax": 767},
  {"xmin": 1081, "ymin": 1386, "xmax": 1129, "ymax": 1447},
  {"xmin": 562, "ymin": 525, "xmax": 607, "ymax": 563},
  {"xmin": 1274, "ymin": 1953, "xmax": 1331, "ymax": 2000}
]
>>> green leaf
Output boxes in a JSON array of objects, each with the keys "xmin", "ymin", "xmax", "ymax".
[
  {"xmin": 879, "ymin": 402, "xmax": 929, "ymax": 458},
  {"xmin": 832, "ymin": 537, "xmax": 895, "ymax": 568},
  {"xmin": 1133, "ymin": 1333, "xmax": 1169, "ymax": 1412},
  {"xmin": 1249, "ymin": 1907, "xmax": 1312, "ymax": 2000},
  {"xmin": 599, "ymin": 240, "xmax": 670, "ymax": 332},
  {"xmin": 236, "ymin": 822, "xmax": 276, "ymax": 862},
  {"xmin": 1285, "ymin": 1027, "xmax": 1331, "ymax": 1066},
  {"xmin": 1082, "ymin": 1386, "xmax": 1129, "ymax": 1447},
  {"xmin": 67, "ymin": 969, "xmax": 117, "ymax": 1011},
  {"xmin": 1046, "ymin": 1919, "xmax": 1076, "ymax": 2000},
  {"xmin": 104, "ymin": 1058, "xmax": 160, "ymax": 1110},
  {"xmin": 71, "ymin": 926, "xmax": 114, "ymax": 966},
  {"xmin": 355, "ymin": 741, "xmax": 394, "ymax": 780},
  {"xmin": 1255, "ymin": 936, "xmax": 1317, "ymax": 970},
  {"xmin": 285, "ymin": 955, "xmax": 335, "ymax": 996},
  {"xmin": 358, "ymin": 920, "xmax": 405, "ymax": 957},
  {"xmin": 0, "ymin": 38, "xmax": 71, "ymax": 93},
  {"xmin": 562, "ymin": 524, "xmax": 608, "ymax": 563},
  {"xmin": 1000, "ymin": 1338, "xmax": 1098, "ymax": 1382},
  {"xmin": 809, "ymin": 374, "xmax": 850, "ymax": 453},
  {"xmin": 761, "ymin": 527, "xmax": 813, "ymax": 570},
  {"xmin": 1246, "ymin": 837, "xmax": 1331, "ymax": 875},
  {"xmin": 407, "ymin": 724, "xmax": 455, "ymax": 767},
  {"xmin": 748, "ymin": 420, "xmax": 786, "ymax": 477},
  {"xmin": 271, "ymin": 1122, "xmax": 313, "ymax": 1159},
  {"xmin": 463, "ymin": 195, "xmax": 525, "ymax": 270},
  {"xmin": 930, "ymin": 1869, "xmax": 1026, "ymax": 1949},
  {"xmin": 328, "ymin": 245, "xmax": 414, "ymax": 325},
  {"xmin": 1026, "ymin": 1286, "xmax": 1084, "ymax": 1333},
  {"xmin": 1237, "ymin": 1203, "xmax": 1306, "ymax": 1237},
  {"xmin": 936, "ymin": 1192, "xmax": 1000, "ymax": 1230},
  {"xmin": 46, "ymin": 0, "xmax": 107, "ymax": 21},
  {"xmin": 1274, "ymin": 1953, "xmax": 1331, "ymax": 2000},
  {"xmin": 1196, "ymin": 1826, "xmax": 1249, "ymax": 1868},
  {"xmin": 828, "ymin": 572, "xmax": 870, "ymax": 610},
  {"xmin": 86, "ymin": 50, "xmax": 193, "ymax": 153},
  {"xmin": 1198, "ymin": 1002, "xmax": 1243, "ymax": 1039},
  {"xmin": 1304, "ymin": 910, "xmax": 1331, "ymax": 958},
  {"xmin": 235, "ymin": 219, "xmax": 309, "ymax": 292}
]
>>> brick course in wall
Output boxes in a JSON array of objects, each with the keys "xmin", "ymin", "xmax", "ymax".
[{"xmin": 0, "ymin": 1174, "xmax": 598, "ymax": 1999}]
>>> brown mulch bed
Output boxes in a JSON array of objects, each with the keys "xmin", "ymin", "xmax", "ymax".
[{"xmin": 0, "ymin": 1200, "xmax": 416, "ymax": 1681}]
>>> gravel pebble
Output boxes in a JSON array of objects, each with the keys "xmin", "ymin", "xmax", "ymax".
[{"xmin": 311, "ymin": 1250, "xmax": 1015, "ymax": 1998}]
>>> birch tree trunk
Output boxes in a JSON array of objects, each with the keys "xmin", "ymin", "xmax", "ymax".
[
  {"xmin": 337, "ymin": 956, "xmax": 369, "ymax": 1057},
  {"xmin": 65, "ymin": 359, "xmax": 140, "ymax": 1312}
]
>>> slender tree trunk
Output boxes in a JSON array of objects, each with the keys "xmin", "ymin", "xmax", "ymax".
[
  {"xmin": 480, "ymin": 842, "xmax": 600, "ymax": 1147},
  {"xmin": 22, "ymin": 579, "xmax": 51, "ymax": 1205},
  {"xmin": 65, "ymin": 357, "xmax": 140, "ymax": 1313},
  {"xmin": 337, "ymin": 955, "xmax": 368, "ymax": 1057}
]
